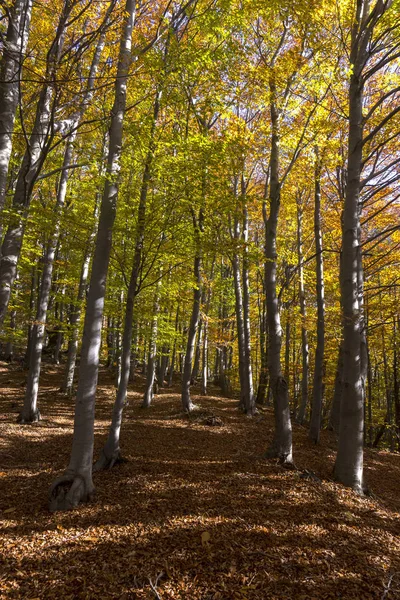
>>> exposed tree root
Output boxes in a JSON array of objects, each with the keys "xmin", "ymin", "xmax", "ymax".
[
  {"xmin": 49, "ymin": 471, "xmax": 94, "ymax": 512},
  {"xmin": 93, "ymin": 448, "xmax": 127, "ymax": 472},
  {"xmin": 264, "ymin": 445, "xmax": 296, "ymax": 469},
  {"xmin": 17, "ymin": 408, "xmax": 41, "ymax": 424}
]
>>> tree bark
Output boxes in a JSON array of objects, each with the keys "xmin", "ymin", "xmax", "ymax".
[
  {"xmin": 19, "ymin": 34, "xmax": 105, "ymax": 420},
  {"xmin": 142, "ymin": 284, "xmax": 160, "ymax": 408},
  {"xmin": 264, "ymin": 79, "xmax": 293, "ymax": 465},
  {"xmin": 94, "ymin": 87, "xmax": 161, "ymax": 469},
  {"xmin": 181, "ymin": 249, "xmax": 202, "ymax": 412},
  {"xmin": 0, "ymin": 1, "xmax": 70, "ymax": 324},
  {"xmin": 295, "ymin": 201, "xmax": 309, "ymax": 425},
  {"xmin": 329, "ymin": 341, "xmax": 343, "ymax": 434},
  {"xmin": 49, "ymin": 0, "xmax": 135, "ymax": 510},
  {"xmin": 334, "ymin": 1, "xmax": 370, "ymax": 492},
  {"xmin": 0, "ymin": 0, "xmax": 32, "ymax": 240},
  {"xmin": 309, "ymin": 152, "xmax": 325, "ymax": 443},
  {"xmin": 181, "ymin": 205, "xmax": 204, "ymax": 412}
]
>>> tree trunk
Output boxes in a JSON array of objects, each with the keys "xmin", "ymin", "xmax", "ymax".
[
  {"xmin": 191, "ymin": 317, "xmax": 203, "ymax": 383},
  {"xmin": 264, "ymin": 83, "xmax": 293, "ymax": 465},
  {"xmin": 256, "ymin": 282, "xmax": 268, "ymax": 405},
  {"xmin": 181, "ymin": 250, "xmax": 202, "ymax": 412},
  {"xmin": 393, "ymin": 317, "xmax": 400, "ymax": 451},
  {"xmin": 142, "ymin": 285, "xmax": 160, "ymax": 408},
  {"xmin": 334, "ymin": 8, "xmax": 367, "ymax": 492},
  {"xmin": 168, "ymin": 306, "xmax": 179, "ymax": 387},
  {"xmin": 94, "ymin": 86, "xmax": 161, "ymax": 469},
  {"xmin": 0, "ymin": 2, "xmax": 70, "ymax": 324},
  {"xmin": 49, "ymin": 0, "xmax": 135, "ymax": 510},
  {"xmin": 296, "ymin": 202, "xmax": 309, "ymax": 425},
  {"xmin": 309, "ymin": 152, "xmax": 325, "ymax": 443},
  {"xmin": 329, "ymin": 341, "xmax": 343, "ymax": 434},
  {"xmin": 0, "ymin": 0, "xmax": 33, "ymax": 240},
  {"xmin": 241, "ymin": 202, "xmax": 255, "ymax": 414}
]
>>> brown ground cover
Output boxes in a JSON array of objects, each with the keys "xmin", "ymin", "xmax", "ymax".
[{"xmin": 0, "ymin": 362, "xmax": 399, "ymax": 599}]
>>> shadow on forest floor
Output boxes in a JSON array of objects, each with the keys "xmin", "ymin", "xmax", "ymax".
[{"xmin": 1, "ymin": 362, "xmax": 400, "ymax": 599}]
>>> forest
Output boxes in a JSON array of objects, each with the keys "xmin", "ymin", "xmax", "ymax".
[{"xmin": 0, "ymin": 0, "xmax": 399, "ymax": 597}]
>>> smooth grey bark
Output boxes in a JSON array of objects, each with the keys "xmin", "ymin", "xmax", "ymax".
[
  {"xmin": 394, "ymin": 316, "xmax": 400, "ymax": 451},
  {"xmin": 309, "ymin": 154, "xmax": 325, "ymax": 443},
  {"xmin": 0, "ymin": 0, "xmax": 32, "ymax": 240},
  {"xmin": 200, "ymin": 263, "xmax": 213, "ymax": 396},
  {"xmin": 241, "ymin": 201, "xmax": 255, "ymax": 414},
  {"xmin": 181, "ymin": 209, "xmax": 203, "ymax": 412},
  {"xmin": 94, "ymin": 87, "xmax": 161, "ymax": 470},
  {"xmin": 295, "ymin": 202, "xmax": 309, "ymax": 425},
  {"xmin": 232, "ymin": 250, "xmax": 247, "ymax": 406},
  {"xmin": 62, "ymin": 244, "xmax": 92, "ymax": 394},
  {"xmin": 25, "ymin": 263, "xmax": 37, "ymax": 366},
  {"xmin": 191, "ymin": 316, "xmax": 203, "ymax": 383},
  {"xmin": 329, "ymin": 341, "xmax": 344, "ymax": 434},
  {"xmin": 264, "ymin": 78, "xmax": 293, "ymax": 465},
  {"xmin": 49, "ymin": 0, "xmax": 135, "ymax": 510},
  {"xmin": 256, "ymin": 277, "xmax": 268, "ymax": 405},
  {"xmin": 231, "ymin": 195, "xmax": 254, "ymax": 415},
  {"xmin": 142, "ymin": 284, "xmax": 160, "ymax": 408},
  {"xmin": 201, "ymin": 316, "xmax": 208, "ymax": 395},
  {"xmin": 158, "ymin": 344, "xmax": 169, "ymax": 387},
  {"xmin": 19, "ymin": 35, "xmax": 105, "ymax": 421},
  {"xmin": 106, "ymin": 316, "xmax": 116, "ymax": 369},
  {"xmin": 0, "ymin": 1, "xmax": 69, "ymax": 325},
  {"xmin": 168, "ymin": 305, "xmax": 179, "ymax": 387},
  {"xmin": 334, "ymin": 0, "xmax": 373, "ymax": 492}
]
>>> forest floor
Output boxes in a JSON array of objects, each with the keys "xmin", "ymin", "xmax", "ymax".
[{"xmin": 0, "ymin": 363, "xmax": 400, "ymax": 600}]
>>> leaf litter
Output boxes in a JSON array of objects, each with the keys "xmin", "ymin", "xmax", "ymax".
[{"xmin": 0, "ymin": 363, "xmax": 400, "ymax": 599}]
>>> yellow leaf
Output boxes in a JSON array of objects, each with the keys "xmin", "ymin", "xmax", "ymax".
[
  {"xmin": 201, "ymin": 531, "xmax": 211, "ymax": 546},
  {"xmin": 4, "ymin": 507, "xmax": 16, "ymax": 514}
]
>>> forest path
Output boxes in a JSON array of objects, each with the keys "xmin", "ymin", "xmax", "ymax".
[{"xmin": 1, "ymin": 363, "xmax": 400, "ymax": 599}]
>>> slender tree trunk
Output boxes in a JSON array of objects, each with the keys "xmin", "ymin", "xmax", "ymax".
[
  {"xmin": 201, "ymin": 316, "xmax": 208, "ymax": 395},
  {"xmin": 232, "ymin": 250, "xmax": 247, "ymax": 408},
  {"xmin": 94, "ymin": 87, "xmax": 161, "ymax": 469},
  {"xmin": 264, "ymin": 85, "xmax": 293, "ymax": 465},
  {"xmin": 393, "ymin": 316, "xmax": 400, "ymax": 451},
  {"xmin": 62, "ymin": 241, "xmax": 92, "ymax": 395},
  {"xmin": 181, "ymin": 250, "xmax": 202, "ymax": 412},
  {"xmin": 191, "ymin": 317, "xmax": 203, "ymax": 383},
  {"xmin": 296, "ymin": 202, "xmax": 309, "ymax": 425},
  {"xmin": 25, "ymin": 264, "xmax": 38, "ymax": 367},
  {"xmin": 142, "ymin": 285, "xmax": 160, "ymax": 408},
  {"xmin": 256, "ymin": 284, "xmax": 268, "ymax": 405},
  {"xmin": 49, "ymin": 0, "xmax": 135, "ymax": 510},
  {"xmin": 0, "ymin": 0, "xmax": 33, "ymax": 240},
  {"xmin": 309, "ymin": 152, "xmax": 325, "ymax": 443},
  {"xmin": 241, "ymin": 202, "xmax": 254, "ymax": 414},
  {"xmin": 54, "ymin": 286, "xmax": 65, "ymax": 364},
  {"xmin": 0, "ymin": 2, "xmax": 70, "ymax": 324},
  {"xmin": 168, "ymin": 306, "xmax": 179, "ymax": 387}
]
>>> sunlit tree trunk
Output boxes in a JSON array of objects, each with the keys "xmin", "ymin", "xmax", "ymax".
[
  {"xmin": 94, "ymin": 88, "xmax": 161, "ymax": 469},
  {"xmin": 334, "ymin": 1, "xmax": 369, "ymax": 492},
  {"xmin": 181, "ymin": 208, "xmax": 203, "ymax": 412},
  {"xmin": 264, "ymin": 81, "xmax": 293, "ymax": 465},
  {"xmin": 142, "ymin": 283, "xmax": 161, "ymax": 408},
  {"xmin": 19, "ymin": 35, "xmax": 105, "ymax": 421},
  {"xmin": 296, "ymin": 200, "xmax": 309, "ymax": 425},
  {"xmin": 309, "ymin": 152, "xmax": 325, "ymax": 443},
  {"xmin": 0, "ymin": 1, "xmax": 70, "ymax": 324},
  {"xmin": 0, "ymin": 0, "xmax": 32, "ymax": 240},
  {"xmin": 49, "ymin": 0, "xmax": 135, "ymax": 510}
]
